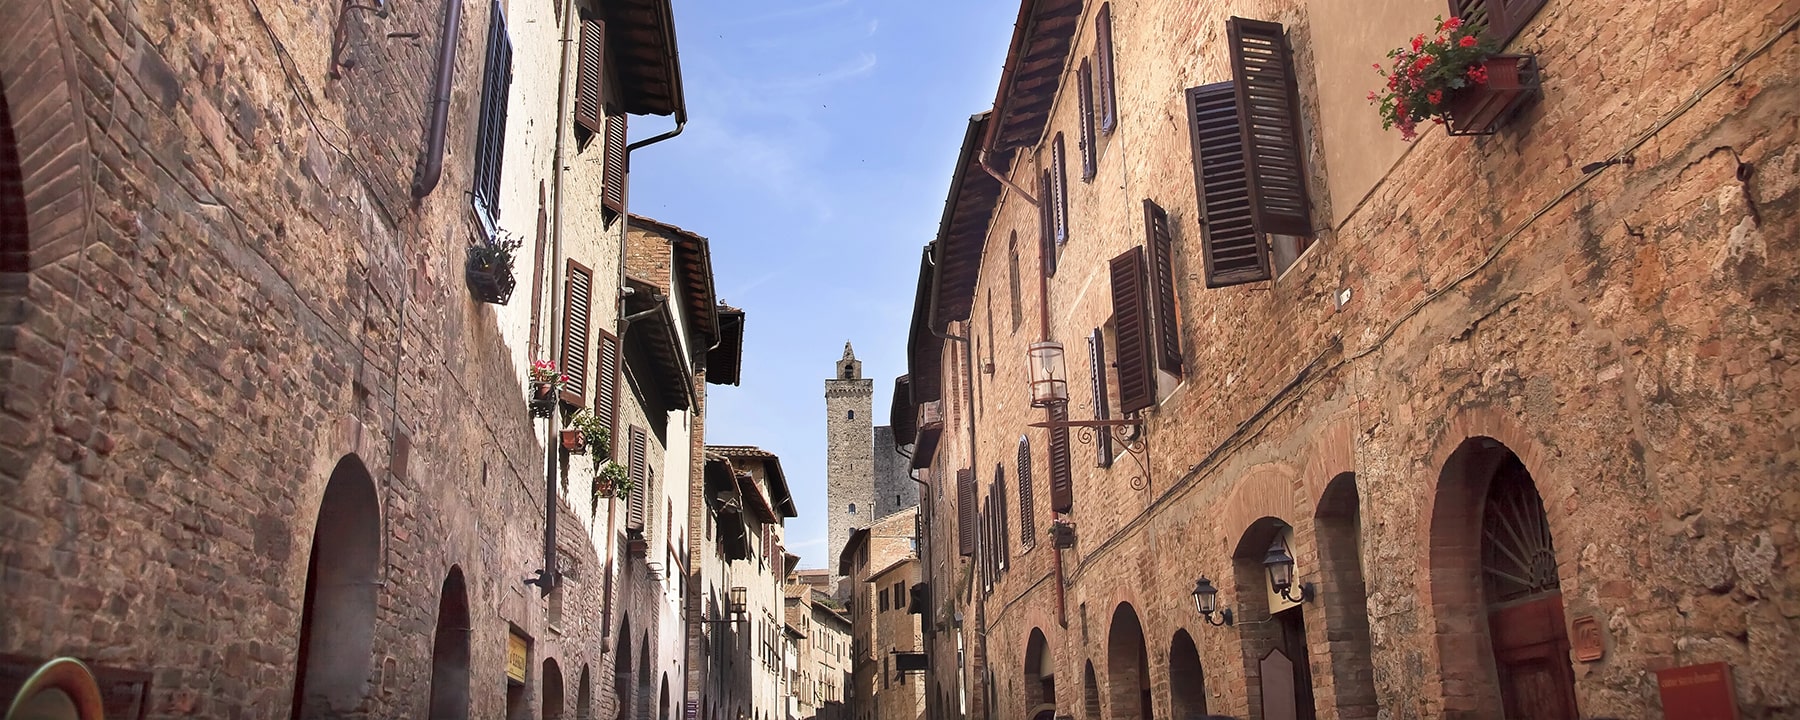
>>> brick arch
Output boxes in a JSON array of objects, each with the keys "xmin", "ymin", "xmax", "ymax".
[
  {"xmin": 0, "ymin": 0, "xmax": 92, "ymax": 274},
  {"xmin": 1294, "ymin": 410, "xmax": 1358, "ymax": 510},
  {"xmin": 1215, "ymin": 462, "xmax": 1303, "ymax": 553}
]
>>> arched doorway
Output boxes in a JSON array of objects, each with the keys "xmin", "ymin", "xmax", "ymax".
[
  {"xmin": 1167, "ymin": 630, "xmax": 1207, "ymax": 717},
  {"xmin": 577, "ymin": 666, "xmax": 592, "ymax": 720},
  {"xmin": 1430, "ymin": 439, "xmax": 1578, "ymax": 719},
  {"xmin": 1314, "ymin": 473, "xmax": 1377, "ymax": 717},
  {"xmin": 428, "ymin": 567, "xmax": 472, "ymax": 720},
  {"xmin": 291, "ymin": 455, "xmax": 381, "ymax": 719},
  {"xmin": 1023, "ymin": 627, "xmax": 1056, "ymax": 714},
  {"xmin": 1105, "ymin": 603, "xmax": 1151, "ymax": 720},
  {"xmin": 1, "ymin": 70, "xmax": 25, "ymax": 271},
  {"xmin": 1082, "ymin": 661, "xmax": 1100, "ymax": 720},
  {"xmin": 1232, "ymin": 516, "xmax": 1315, "ymax": 720},
  {"xmin": 656, "ymin": 674, "xmax": 669, "ymax": 720},
  {"xmin": 543, "ymin": 658, "xmax": 565, "ymax": 719},
  {"xmin": 613, "ymin": 618, "xmax": 632, "ymax": 720}
]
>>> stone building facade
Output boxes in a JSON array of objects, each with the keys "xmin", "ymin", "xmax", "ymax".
[
  {"xmin": 695, "ymin": 445, "xmax": 798, "ymax": 720},
  {"xmin": 826, "ymin": 344, "xmax": 921, "ymax": 595},
  {"xmin": 838, "ymin": 507, "xmax": 926, "ymax": 720},
  {"xmin": 0, "ymin": 0, "xmax": 739, "ymax": 716},
  {"xmin": 900, "ymin": 1, "xmax": 1799, "ymax": 719},
  {"xmin": 787, "ymin": 581, "xmax": 853, "ymax": 720}
]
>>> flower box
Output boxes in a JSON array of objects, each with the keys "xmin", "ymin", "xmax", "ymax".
[
  {"xmin": 1445, "ymin": 54, "xmax": 1540, "ymax": 136},
  {"xmin": 465, "ymin": 245, "xmax": 518, "ymax": 305},
  {"xmin": 561, "ymin": 429, "xmax": 585, "ymax": 453},
  {"xmin": 529, "ymin": 382, "xmax": 557, "ymax": 418}
]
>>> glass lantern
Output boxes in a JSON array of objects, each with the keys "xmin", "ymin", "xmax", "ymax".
[
  {"xmin": 1027, "ymin": 340, "xmax": 1069, "ymax": 407},
  {"xmin": 1264, "ymin": 543, "xmax": 1296, "ymax": 594}
]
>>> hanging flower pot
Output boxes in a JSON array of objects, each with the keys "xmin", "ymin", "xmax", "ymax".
[
  {"xmin": 561, "ymin": 429, "xmax": 585, "ymax": 453},
  {"xmin": 1444, "ymin": 54, "xmax": 1540, "ymax": 136},
  {"xmin": 1370, "ymin": 17, "xmax": 1538, "ymax": 140},
  {"xmin": 465, "ymin": 233, "xmax": 523, "ymax": 305},
  {"xmin": 528, "ymin": 359, "xmax": 564, "ymax": 419},
  {"xmin": 593, "ymin": 462, "xmax": 631, "ymax": 500}
]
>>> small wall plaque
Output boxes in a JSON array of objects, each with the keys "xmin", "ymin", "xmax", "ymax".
[
  {"xmin": 1657, "ymin": 662, "xmax": 1739, "ymax": 720},
  {"xmin": 1572, "ymin": 615, "xmax": 1604, "ymax": 662}
]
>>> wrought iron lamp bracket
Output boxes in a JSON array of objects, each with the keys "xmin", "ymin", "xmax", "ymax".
[{"xmin": 1033, "ymin": 416, "xmax": 1152, "ymax": 491}]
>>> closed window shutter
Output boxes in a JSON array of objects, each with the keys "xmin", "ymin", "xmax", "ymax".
[
  {"xmin": 602, "ymin": 113, "xmax": 629, "ymax": 218},
  {"xmin": 1096, "ymin": 3, "xmax": 1118, "ymax": 134},
  {"xmin": 1143, "ymin": 199, "xmax": 1182, "ymax": 376},
  {"xmin": 1078, "ymin": 58, "xmax": 1097, "ymax": 181},
  {"xmin": 996, "ymin": 477, "xmax": 1009, "ymax": 570},
  {"xmin": 1451, "ymin": 0, "xmax": 1544, "ymax": 46},
  {"xmin": 627, "ymin": 426, "xmax": 648, "ymax": 530},
  {"xmin": 574, "ymin": 19, "xmax": 607, "ymax": 134},
  {"xmin": 1085, "ymin": 329, "xmax": 1112, "ymax": 469},
  {"xmin": 473, "ymin": 2, "xmax": 513, "ymax": 222},
  {"xmin": 561, "ymin": 260, "xmax": 593, "ymax": 406},
  {"xmin": 1014, "ymin": 446, "xmax": 1035, "ymax": 545},
  {"xmin": 1039, "ymin": 170, "xmax": 1058, "ymax": 278},
  {"xmin": 1047, "ymin": 401, "xmax": 1075, "ymax": 510},
  {"xmin": 1186, "ymin": 81, "xmax": 1270, "ymax": 287},
  {"xmin": 1227, "ymin": 17, "xmax": 1311, "ymax": 237},
  {"xmin": 1052, "ymin": 133, "xmax": 1069, "ymax": 244},
  {"xmin": 595, "ymin": 329, "xmax": 620, "ymax": 451},
  {"xmin": 956, "ymin": 468, "xmax": 976, "ymax": 556},
  {"xmin": 1110, "ymin": 247, "xmax": 1156, "ymax": 414}
]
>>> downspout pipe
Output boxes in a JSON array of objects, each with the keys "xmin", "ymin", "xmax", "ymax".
[
  {"xmin": 411, "ymin": 0, "xmax": 462, "ymax": 200},
  {"xmin": 530, "ymin": 0, "xmax": 578, "ymax": 597}
]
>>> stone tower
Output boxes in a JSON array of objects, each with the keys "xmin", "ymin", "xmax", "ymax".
[{"xmin": 825, "ymin": 342, "xmax": 874, "ymax": 589}]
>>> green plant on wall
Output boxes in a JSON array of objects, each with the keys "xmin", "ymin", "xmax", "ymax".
[
  {"xmin": 592, "ymin": 461, "xmax": 633, "ymax": 500},
  {"xmin": 568, "ymin": 410, "xmax": 612, "ymax": 460}
]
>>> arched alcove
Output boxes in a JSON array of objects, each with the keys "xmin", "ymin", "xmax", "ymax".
[
  {"xmin": 1314, "ymin": 472, "xmax": 1378, "ymax": 716},
  {"xmin": 1430, "ymin": 438, "xmax": 1578, "ymax": 719},
  {"xmin": 291, "ymin": 455, "xmax": 381, "ymax": 719},
  {"xmin": 656, "ymin": 674, "xmax": 669, "ymax": 720},
  {"xmin": 1167, "ymin": 629, "xmax": 1207, "ymax": 717},
  {"xmin": 1023, "ymin": 627, "xmax": 1055, "ymax": 710},
  {"xmin": 427, "ymin": 566, "xmax": 471, "ymax": 720},
  {"xmin": 1081, "ymin": 660, "xmax": 1100, "ymax": 720},
  {"xmin": 613, "ymin": 617, "xmax": 632, "ymax": 720},
  {"xmin": 1105, "ymin": 603, "xmax": 1151, "ymax": 720},
  {"xmin": 1232, "ymin": 515, "xmax": 1316, "ymax": 720},
  {"xmin": 543, "ymin": 658, "xmax": 565, "ymax": 719},
  {"xmin": 576, "ymin": 665, "xmax": 591, "ymax": 720}
]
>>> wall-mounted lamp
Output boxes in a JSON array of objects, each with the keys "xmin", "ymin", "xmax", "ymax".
[
  {"xmin": 1027, "ymin": 341, "xmax": 1069, "ymax": 407},
  {"xmin": 1192, "ymin": 576, "xmax": 1233, "ymax": 627},
  {"xmin": 704, "ymin": 586, "xmax": 750, "ymax": 626},
  {"xmin": 1263, "ymin": 543, "xmax": 1313, "ymax": 603}
]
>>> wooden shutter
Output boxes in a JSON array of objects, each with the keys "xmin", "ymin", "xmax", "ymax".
[
  {"xmin": 1110, "ymin": 247, "xmax": 1156, "ymax": 414},
  {"xmin": 628, "ymin": 425, "xmax": 647, "ymax": 530},
  {"xmin": 996, "ymin": 476, "xmax": 1009, "ymax": 570},
  {"xmin": 595, "ymin": 329, "xmax": 620, "ymax": 451},
  {"xmin": 1014, "ymin": 447, "xmax": 1035, "ymax": 545},
  {"xmin": 1186, "ymin": 81, "xmax": 1270, "ymax": 287},
  {"xmin": 1046, "ymin": 403, "xmax": 1074, "ymax": 511},
  {"xmin": 1052, "ymin": 133, "xmax": 1069, "ymax": 244},
  {"xmin": 1039, "ymin": 170, "xmax": 1057, "ymax": 278},
  {"xmin": 602, "ymin": 113, "xmax": 628, "ymax": 217},
  {"xmin": 561, "ymin": 260, "xmax": 593, "ymax": 406},
  {"xmin": 1096, "ymin": 3, "xmax": 1118, "ymax": 134},
  {"xmin": 575, "ymin": 19, "xmax": 607, "ymax": 134},
  {"xmin": 1077, "ymin": 58, "xmax": 1097, "ymax": 181},
  {"xmin": 1143, "ymin": 199, "xmax": 1182, "ymax": 376},
  {"xmin": 1450, "ymin": 0, "xmax": 1545, "ymax": 46},
  {"xmin": 1227, "ymin": 17, "xmax": 1311, "ymax": 237},
  {"xmin": 1087, "ymin": 328, "xmax": 1113, "ymax": 469},
  {"xmin": 956, "ymin": 468, "xmax": 976, "ymax": 557},
  {"xmin": 473, "ymin": 2, "xmax": 513, "ymax": 219}
]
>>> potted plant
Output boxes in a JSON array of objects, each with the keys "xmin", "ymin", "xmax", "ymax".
[
  {"xmin": 528, "ymin": 359, "xmax": 564, "ymax": 419},
  {"xmin": 1370, "ymin": 16, "xmax": 1539, "ymax": 139},
  {"xmin": 564, "ymin": 410, "xmax": 612, "ymax": 457},
  {"xmin": 592, "ymin": 461, "xmax": 632, "ymax": 500},
  {"xmin": 465, "ymin": 231, "xmax": 524, "ymax": 305}
]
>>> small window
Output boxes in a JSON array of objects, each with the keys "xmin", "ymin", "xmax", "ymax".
[
  {"xmin": 470, "ymin": 1, "xmax": 514, "ymax": 237},
  {"xmin": 848, "ymin": 410, "xmax": 855, "ymax": 420},
  {"xmin": 848, "ymin": 503, "xmax": 857, "ymax": 514}
]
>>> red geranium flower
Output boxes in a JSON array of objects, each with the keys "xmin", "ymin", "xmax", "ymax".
[
  {"xmin": 1459, "ymin": 35, "xmax": 1478, "ymax": 47},
  {"xmin": 1427, "ymin": 90, "xmax": 1444, "ymax": 105}
]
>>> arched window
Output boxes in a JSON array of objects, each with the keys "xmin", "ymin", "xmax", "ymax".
[
  {"xmin": 848, "ymin": 410, "xmax": 855, "ymax": 420},
  {"xmin": 1008, "ymin": 232, "xmax": 1023, "ymax": 332},
  {"xmin": 848, "ymin": 503, "xmax": 856, "ymax": 514},
  {"xmin": 1017, "ymin": 437, "xmax": 1036, "ymax": 545}
]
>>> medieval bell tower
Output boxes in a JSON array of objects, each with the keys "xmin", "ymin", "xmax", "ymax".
[{"xmin": 824, "ymin": 342, "xmax": 874, "ymax": 590}]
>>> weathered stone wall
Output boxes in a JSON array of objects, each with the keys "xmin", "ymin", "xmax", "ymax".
[
  {"xmin": 0, "ymin": 0, "xmax": 650, "ymax": 717},
  {"xmin": 922, "ymin": 0, "xmax": 1800, "ymax": 718},
  {"xmin": 872, "ymin": 425, "xmax": 921, "ymax": 521}
]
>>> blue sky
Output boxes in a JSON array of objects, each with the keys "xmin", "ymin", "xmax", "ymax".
[{"xmin": 628, "ymin": 0, "xmax": 1018, "ymax": 569}]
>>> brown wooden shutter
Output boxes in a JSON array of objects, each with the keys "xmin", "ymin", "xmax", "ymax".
[
  {"xmin": 1186, "ymin": 81, "xmax": 1270, "ymax": 287},
  {"xmin": 561, "ymin": 260, "xmax": 593, "ymax": 406},
  {"xmin": 1039, "ymin": 170, "xmax": 1057, "ymax": 278},
  {"xmin": 574, "ymin": 19, "xmax": 607, "ymax": 134},
  {"xmin": 1450, "ymin": 0, "xmax": 1544, "ymax": 46},
  {"xmin": 1110, "ymin": 247, "xmax": 1156, "ymax": 414},
  {"xmin": 595, "ymin": 329, "xmax": 620, "ymax": 451},
  {"xmin": 628, "ymin": 425, "xmax": 648, "ymax": 530},
  {"xmin": 956, "ymin": 468, "xmax": 976, "ymax": 556},
  {"xmin": 1096, "ymin": 3, "xmax": 1118, "ymax": 135},
  {"xmin": 1014, "ymin": 445, "xmax": 1035, "ymax": 545},
  {"xmin": 1046, "ymin": 403, "xmax": 1074, "ymax": 511},
  {"xmin": 1086, "ymin": 328, "xmax": 1113, "ymax": 469},
  {"xmin": 1143, "ymin": 199, "xmax": 1182, "ymax": 376},
  {"xmin": 1052, "ymin": 133, "xmax": 1069, "ymax": 244},
  {"xmin": 602, "ymin": 113, "xmax": 628, "ymax": 217},
  {"xmin": 1227, "ymin": 17, "xmax": 1311, "ymax": 237},
  {"xmin": 1077, "ymin": 58, "xmax": 1097, "ymax": 182},
  {"xmin": 996, "ymin": 476, "xmax": 1009, "ymax": 570}
]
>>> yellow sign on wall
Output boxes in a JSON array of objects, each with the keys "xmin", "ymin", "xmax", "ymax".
[{"xmin": 506, "ymin": 631, "xmax": 530, "ymax": 684}]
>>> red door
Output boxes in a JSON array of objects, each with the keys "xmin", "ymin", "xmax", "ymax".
[{"xmin": 1488, "ymin": 593, "xmax": 1579, "ymax": 720}]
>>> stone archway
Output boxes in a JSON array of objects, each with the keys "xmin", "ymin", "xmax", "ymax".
[
  {"xmin": 1105, "ymin": 603, "xmax": 1151, "ymax": 720},
  {"xmin": 543, "ymin": 658, "xmax": 565, "ymax": 719},
  {"xmin": 577, "ymin": 665, "xmax": 592, "ymax": 720},
  {"xmin": 1082, "ymin": 661, "xmax": 1100, "ymax": 720},
  {"xmin": 1232, "ymin": 516, "xmax": 1315, "ymax": 720},
  {"xmin": 1314, "ymin": 473, "xmax": 1377, "ymax": 717},
  {"xmin": 0, "ymin": 0, "xmax": 90, "ymax": 276},
  {"xmin": 613, "ymin": 617, "xmax": 632, "ymax": 720},
  {"xmin": 428, "ymin": 566, "xmax": 472, "ymax": 720},
  {"xmin": 1429, "ymin": 438, "xmax": 1578, "ymax": 719},
  {"xmin": 1023, "ymin": 627, "xmax": 1056, "ymax": 711},
  {"xmin": 656, "ymin": 674, "xmax": 669, "ymax": 720},
  {"xmin": 291, "ymin": 455, "xmax": 382, "ymax": 719},
  {"xmin": 1167, "ymin": 629, "xmax": 1207, "ymax": 718}
]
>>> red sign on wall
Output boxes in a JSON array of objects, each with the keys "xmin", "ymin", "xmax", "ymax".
[{"xmin": 1656, "ymin": 662, "xmax": 1738, "ymax": 720}]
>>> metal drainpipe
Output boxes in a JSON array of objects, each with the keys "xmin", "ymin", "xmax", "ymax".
[
  {"xmin": 534, "ymin": 0, "xmax": 578, "ymax": 597},
  {"xmin": 410, "ymin": 0, "xmax": 461, "ymax": 199}
]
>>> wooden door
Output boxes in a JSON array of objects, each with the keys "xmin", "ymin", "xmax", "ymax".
[{"xmin": 1489, "ymin": 594, "xmax": 1578, "ymax": 720}]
